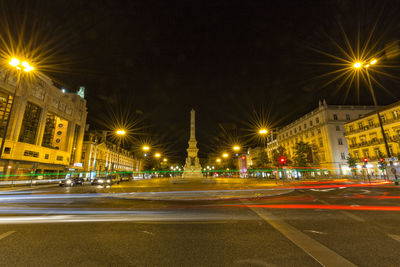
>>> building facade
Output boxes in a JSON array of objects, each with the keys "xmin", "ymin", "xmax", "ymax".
[
  {"xmin": 0, "ymin": 69, "xmax": 87, "ymax": 178},
  {"xmin": 269, "ymin": 100, "xmax": 376, "ymax": 174},
  {"xmin": 345, "ymin": 100, "xmax": 400, "ymax": 175},
  {"xmin": 81, "ymin": 131, "xmax": 138, "ymax": 177}
]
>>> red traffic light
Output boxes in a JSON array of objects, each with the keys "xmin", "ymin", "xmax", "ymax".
[
  {"xmin": 379, "ymin": 158, "xmax": 384, "ymax": 163},
  {"xmin": 279, "ymin": 156, "xmax": 286, "ymax": 164},
  {"xmin": 363, "ymin": 157, "xmax": 368, "ymax": 163},
  {"xmin": 241, "ymin": 156, "xmax": 246, "ymax": 160}
]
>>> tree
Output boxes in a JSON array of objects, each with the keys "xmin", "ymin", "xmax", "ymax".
[
  {"xmin": 293, "ymin": 142, "xmax": 313, "ymax": 167},
  {"xmin": 346, "ymin": 154, "xmax": 357, "ymax": 176},
  {"xmin": 253, "ymin": 149, "xmax": 270, "ymax": 168},
  {"xmin": 271, "ymin": 146, "xmax": 289, "ymax": 166}
]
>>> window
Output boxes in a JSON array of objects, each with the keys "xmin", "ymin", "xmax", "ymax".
[
  {"xmin": 380, "ymin": 115, "xmax": 386, "ymax": 123},
  {"xmin": 359, "ymin": 114, "xmax": 363, "ymax": 118},
  {"xmin": 336, "ymin": 126, "xmax": 340, "ymax": 131},
  {"xmin": 319, "ymin": 138, "xmax": 323, "ymax": 147},
  {"xmin": 333, "ymin": 114, "xmax": 338, "ymax": 120},
  {"xmin": 299, "ymin": 126, "xmax": 301, "ymax": 131},
  {"xmin": 349, "ymin": 125, "xmax": 354, "ymax": 131},
  {"xmin": 362, "ymin": 149, "xmax": 370, "ymax": 158},
  {"xmin": 316, "ymin": 117, "xmax": 319, "ymax": 123},
  {"xmin": 45, "ymin": 154, "xmax": 49, "ymax": 159},
  {"xmin": 309, "ymin": 120, "xmax": 313, "ymax": 126},
  {"xmin": 294, "ymin": 128, "xmax": 297, "ymax": 133},
  {"xmin": 24, "ymin": 150, "xmax": 39, "ymax": 158},
  {"xmin": 18, "ymin": 102, "xmax": 42, "ymax": 144},
  {"xmin": 393, "ymin": 110, "xmax": 399, "ymax": 120},
  {"xmin": 368, "ymin": 119, "xmax": 374, "ymax": 127},
  {"xmin": 346, "ymin": 114, "xmax": 350, "ymax": 120},
  {"xmin": 304, "ymin": 123, "xmax": 307, "ymax": 129},
  {"xmin": 354, "ymin": 151, "xmax": 359, "ymax": 159},
  {"xmin": 317, "ymin": 128, "xmax": 321, "ymax": 134},
  {"xmin": 56, "ymin": 156, "xmax": 63, "ymax": 161},
  {"xmin": 358, "ymin": 122, "xmax": 363, "ymax": 129},
  {"xmin": 338, "ymin": 138, "xmax": 343, "ymax": 145},
  {"xmin": 4, "ymin": 147, "xmax": 10, "ymax": 154},
  {"xmin": 341, "ymin": 152, "xmax": 346, "ymax": 160},
  {"xmin": 0, "ymin": 92, "xmax": 13, "ymax": 137}
]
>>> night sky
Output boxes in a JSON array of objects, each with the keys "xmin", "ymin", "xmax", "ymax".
[{"xmin": 2, "ymin": 0, "xmax": 400, "ymax": 161}]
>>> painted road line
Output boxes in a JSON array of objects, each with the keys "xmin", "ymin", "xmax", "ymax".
[
  {"xmin": 0, "ymin": 231, "xmax": 15, "ymax": 240},
  {"xmin": 388, "ymin": 234, "xmax": 400, "ymax": 243},
  {"xmin": 318, "ymin": 199, "xmax": 365, "ymax": 222},
  {"xmin": 246, "ymin": 204, "xmax": 356, "ymax": 267}
]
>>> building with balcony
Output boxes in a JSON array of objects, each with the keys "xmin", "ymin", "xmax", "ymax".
[
  {"xmin": 81, "ymin": 131, "xmax": 139, "ymax": 177},
  {"xmin": 270, "ymin": 100, "xmax": 376, "ymax": 174},
  {"xmin": 345, "ymin": 100, "xmax": 400, "ymax": 174},
  {"xmin": 0, "ymin": 68, "xmax": 87, "ymax": 178}
]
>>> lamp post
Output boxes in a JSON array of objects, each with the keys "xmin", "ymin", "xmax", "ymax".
[
  {"xmin": 353, "ymin": 61, "xmax": 391, "ymax": 152},
  {"xmin": 115, "ymin": 129, "xmax": 126, "ymax": 174},
  {"xmin": 0, "ymin": 58, "xmax": 34, "ymax": 176},
  {"xmin": 353, "ymin": 59, "xmax": 397, "ymax": 183}
]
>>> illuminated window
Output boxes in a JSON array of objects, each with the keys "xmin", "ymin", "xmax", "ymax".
[
  {"xmin": 368, "ymin": 119, "xmax": 374, "ymax": 126},
  {"xmin": 18, "ymin": 102, "xmax": 42, "ymax": 144},
  {"xmin": 0, "ymin": 92, "xmax": 13, "ymax": 137},
  {"xmin": 358, "ymin": 122, "xmax": 363, "ymax": 129}
]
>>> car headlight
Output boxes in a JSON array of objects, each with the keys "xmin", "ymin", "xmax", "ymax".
[
  {"xmin": 98, "ymin": 179, "xmax": 103, "ymax": 183},
  {"xmin": 66, "ymin": 180, "xmax": 72, "ymax": 184}
]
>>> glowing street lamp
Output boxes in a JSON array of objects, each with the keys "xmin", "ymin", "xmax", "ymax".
[
  {"xmin": 142, "ymin": 145, "xmax": 150, "ymax": 151},
  {"xmin": 9, "ymin": 58, "xmax": 34, "ymax": 72},
  {"xmin": 154, "ymin": 153, "xmax": 161, "ymax": 158},
  {"xmin": 233, "ymin": 145, "xmax": 240, "ymax": 152},
  {"xmin": 216, "ymin": 158, "xmax": 221, "ymax": 163},
  {"xmin": 222, "ymin": 153, "xmax": 229, "ymax": 158},
  {"xmin": 163, "ymin": 158, "xmax": 168, "ymax": 162},
  {"xmin": 116, "ymin": 129, "xmax": 126, "ymax": 135},
  {"xmin": 259, "ymin": 128, "xmax": 268, "ymax": 135}
]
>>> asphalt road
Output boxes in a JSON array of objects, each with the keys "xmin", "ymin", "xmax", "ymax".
[{"xmin": 0, "ymin": 180, "xmax": 399, "ymax": 266}]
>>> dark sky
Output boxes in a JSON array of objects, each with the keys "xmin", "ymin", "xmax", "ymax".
[{"xmin": 2, "ymin": 0, "xmax": 400, "ymax": 161}]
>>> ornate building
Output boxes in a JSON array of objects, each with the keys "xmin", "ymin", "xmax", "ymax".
[
  {"xmin": 345, "ymin": 100, "xmax": 400, "ymax": 174},
  {"xmin": 0, "ymin": 68, "xmax": 87, "ymax": 178},
  {"xmin": 81, "ymin": 131, "xmax": 138, "ymax": 177},
  {"xmin": 268, "ymin": 100, "xmax": 376, "ymax": 174}
]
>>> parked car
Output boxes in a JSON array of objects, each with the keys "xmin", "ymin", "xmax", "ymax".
[
  {"xmin": 59, "ymin": 176, "xmax": 84, "ymax": 187},
  {"xmin": 120, "ymin": 174, "xmax": 131, "ymax": 182},
  {"xmin": 91, "ymin": 174, "xmax": 121, "ymax": 186}
]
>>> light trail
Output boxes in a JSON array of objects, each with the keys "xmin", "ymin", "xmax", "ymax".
[{"xmin": 226, "ymin": 204, "xmax": 400, "ymax": 211}]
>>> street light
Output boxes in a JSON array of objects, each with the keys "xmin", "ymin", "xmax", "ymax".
[
  {"xmin": 233, "ymin": 145, "xmax": 240, "ymax": 152},
  {"xmin": 0, "ymin": 58, "xmax": 35, "ymax": 171},
  {"xmin": 142, "ymin": 145, "xmax": 150, "ymax": 152},
  {"xmin": 114, "ymin": 129, "xmax": 126, "ymax": 173},
  {"xmin": 216, "ymin": 158, "xmax": 221, "ymax": 163},
  {"xmin": 222, "ymin": 153, "xmax": 229, "ymax": 158},
  {"xmin": 163, "ymin": 158, "xmax": 168, "ymax": 162},
  {"xmin": 154, "ymin": 153, "xmax": 161, "ymax": 158},
  {"xmin": 259, "ymin": 128, "xmax": 268, "ymax": 135},
  {"xmin": 352, "ymin": 58, "xmax": 392, "ymax": 161},
  {"xmin": 116, "ymin": 129, "xmax": 126, "ymax": 136}
]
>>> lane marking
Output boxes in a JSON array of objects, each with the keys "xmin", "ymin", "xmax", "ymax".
[
  {"xmin": 318, "ymin": 200, "xmax": 365, "ymax": 222},
  {"xmin": 0, "ymin": 231, "xmax": 15, "ymax": 240},
  {"xmin": 246, "ymin": 204, "xmax": 356, "ymax": 267},
  {"xmin": 388, "ymin": 234, "xmax": 400, "ymax": 243}
]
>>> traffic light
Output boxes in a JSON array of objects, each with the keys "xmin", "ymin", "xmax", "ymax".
[
  {"xmin": 363, "ymin": 157, "xmax": 368, "ymax": 163},
  {"xmin": 279, "ymin": 156, "xmax": 287, "ymax": 165},
  {"xmin": 379, "ymin": 158, "xmax": 384, "ymax": 163}
]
